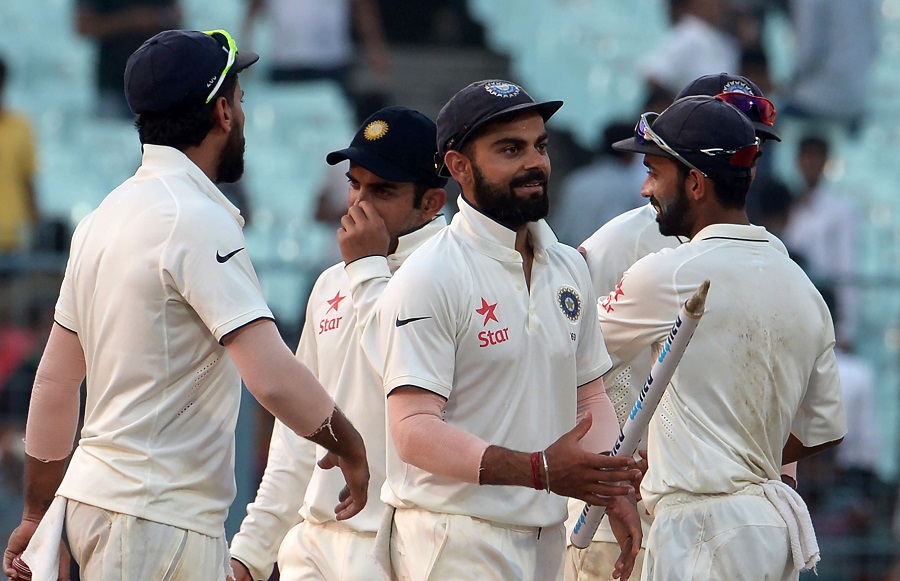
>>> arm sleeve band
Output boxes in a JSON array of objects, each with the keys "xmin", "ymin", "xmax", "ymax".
[
  {"xmin": 388, "ymin": 387, "xmax": 489, "ymax": 484},
  {"xmin": 576, "ymin": 377, "xmax": 620, "ymax": 454},
  {"xmin": 225, "ymin": 320, "xmax": 336, "ymax": 438},
  {"xmin": 24, "ymin": 323, "xmax": 85, "ymax": 462}
]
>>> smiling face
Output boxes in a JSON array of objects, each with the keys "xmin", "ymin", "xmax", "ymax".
[
  {"xmin": 642, "ymin": 154, "xmax": 695, "ymax": 238},
  {"xmin": 459, "ymin": 111, "xmax": 551, "ymax": 230}
]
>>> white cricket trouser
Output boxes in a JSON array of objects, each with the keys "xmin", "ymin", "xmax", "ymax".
[
  {"xmin": 276, "ymin": 520, "xmax": 377, "ymax": 580},
  {"xmin": 390, "ymin": 507, "xmax": 565, "ymax": 581},
  {"xmin": 564, "ymin": 541, "xmax": 646, "ymax": 581},
  {"xmin": 65, "ymin": 500, "xmax": 229, "ymax": 581},
  {"xmin": 641, "ymin": 490, "xmax": 797, "ymax": 581}
]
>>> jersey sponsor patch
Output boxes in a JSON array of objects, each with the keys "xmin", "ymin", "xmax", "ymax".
[
  {"xmin": 557, "ymin": 286, "xmax": 581, "ymax": 322},
  {"xmin": 475, "ymin": 297, "xmax": 499, "ymax": 325},
  {"xmin": 601, "ymin": 280, "xmax": 624, "ymax": 313},
  {"xmin": 484, "ymin": 81, "xmax": 521, "ymax": 98},
  {"xmin": 325, "ymin": 290, "xmax": 346, "ymax": 314},
  {"xmin": 475, "ymin": 297, "xmax": 507, "ymax": 348}
]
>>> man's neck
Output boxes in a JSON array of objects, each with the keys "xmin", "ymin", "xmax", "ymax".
[{"xmin": 689, "ymin": 209, "xmax": 750, "ymax": 239}]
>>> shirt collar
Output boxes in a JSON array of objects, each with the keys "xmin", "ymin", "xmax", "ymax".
[
  {"xmin": 138, "ymin": 144, "xmax": 245, "ymax": 228},
  {"xmin": 388, "ymin": 215, "xmax": 448, "ymax": 272},
  {"xmin": 691, "ymin": 222, "xmax": 770, "ymax": 243},
  {"xmin": 451, "ymin": 195, "xmax": 557, "ymax": 263}
]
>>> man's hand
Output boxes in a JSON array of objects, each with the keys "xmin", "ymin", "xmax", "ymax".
[
  {"xmin": 230, "ymin": 558, "xmax": 253, "ymax": 581},
  {"xmin": 317, "ymin": 450, "xmax": 369, "ymax": 521},
  {"xmin": 3, "ymin": 521, "xmax": 71, "ymax": 581},
  {"xmin": 607, "ymin": 495, "xmax": 642, "ymax": 580},
  {"xmin": 544, "ymin": 415, "xmax": 641, "ymax": 504},
  {"xmin": 337, "ymin": 201, "xmax": 390, "ymax": 264}
]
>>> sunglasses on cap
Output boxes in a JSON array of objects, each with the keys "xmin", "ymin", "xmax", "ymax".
[
  {"xmin": 203, "ymin": 29, "xmax": 237, "ymax": 104},
  {"xmin": 715, "ymin": 92, "xmax": 777, "ymax": 127},
  {"xmin": 635, "ymin": 112, "xmax": 760, "ymax": 176}
]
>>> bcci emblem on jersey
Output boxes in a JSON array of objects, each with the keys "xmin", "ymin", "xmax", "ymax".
[{"xmin": 557, "ymin": 286, "xmax": 581, "ymax": 322}]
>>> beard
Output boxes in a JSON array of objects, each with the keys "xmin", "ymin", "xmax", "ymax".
[
  {"xmin": 653, "ymin": 179, "xmax": 692, "ymax": 237},
  {"xmin": 472, "ymin": 165, "xmax": 550, "ymax": 230},
  {"xmin": 216, "ymin": 120, "xmax": 246, "ymax": 184}
]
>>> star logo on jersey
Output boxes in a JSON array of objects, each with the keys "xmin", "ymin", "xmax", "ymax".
[
  {"xmin": 475, "ymin": 297, "xmax": 499, "ymax": 326},
  {"xmin": 601, "ymin": 280, "xmax": 625, "ymax": 313},
  {"xmin": 325, "ymin": 291, "xmax": 346, "ymax": 314}
]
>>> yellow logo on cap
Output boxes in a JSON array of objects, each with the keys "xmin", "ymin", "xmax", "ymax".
[{"xmin": 364, "ymin": 120, "xmax": 389, "ymax": 140}]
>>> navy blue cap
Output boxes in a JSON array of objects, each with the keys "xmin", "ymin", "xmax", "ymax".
[
  {"xmin": 436, "ymin": 79, "xmax": 563, "ymax": 176},
  {"xmin": 613, "ymin": 95, "xmax": 757, "ymax": 179},
  {"xmin": 326, "ymin": 107, "xmax": 448, "ymax": 188},
  {"xmin": 675, "ymin": 73, "xmax": 780, "ymax": 141},
  {"xmin": 124, "ymin": 29, "xmax": 259, "ymax": 115}
]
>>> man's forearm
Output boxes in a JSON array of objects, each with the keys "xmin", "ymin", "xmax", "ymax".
[
  {"xmin": 22, "ymin": 456, "xmax": 67, "ymax": 520},
  {"xmin": 478, "ymin": 446, "xmax": 534, "ymax": 487},
  {"xmin": 305, "ymin": 407, "xmax": 365, "ymax": 462}
]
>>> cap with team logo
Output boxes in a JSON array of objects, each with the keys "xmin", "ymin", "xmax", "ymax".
[
  {"xmin": 613, "ymin": 95, "xmax": 758, "ymax": 179},
  {"xmin": 676, "ymin": 73, "xmax": 780, "ymax": 142},
  {"xmin": 326, "ymin": 106, "xmax": 448, "ymax": 188},
  {"xmin": 125, "ymin": 29, "xmax": 259, "ymax": 115},
  {"xmin": 435, "ymin": 79, "xmax": 563, "ymax": 176}
]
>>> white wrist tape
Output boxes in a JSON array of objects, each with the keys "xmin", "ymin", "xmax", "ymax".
[{"xmin": 576, "ymin": 378, "xmax": 620, "ymax": 454}]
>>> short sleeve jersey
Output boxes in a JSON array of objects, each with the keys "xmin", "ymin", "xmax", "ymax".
[
  {"xmin": 598, "ymin": 223, "xmax": 846, "ymax": 515},
  {"xmin": 374, "ymin": 197, "xmax": 611, "ymax": 527},
  {"xmin": 55, "ymin": 145, "xmax": 272, "ymax": 537}
]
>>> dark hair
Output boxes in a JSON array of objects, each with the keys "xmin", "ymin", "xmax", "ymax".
[
  {"xmin": 0, "ymin": 56, "xmax": 7, "ymax": 87},
  {"xmin": 675, "ymin": 162, "xmax": 752, "ymax": 209},
  {"xmin": 799, "ymin": 135, "xmax": 829, "ymax": 158},
  {"xmin": 135, "ymin": 73, "xmax": 238, "ymax": 149},
  {"xmin": 602, "ymin": 122, "xmax": 635, "ymax": 160},
  {"xmin": 411, "ymin": 182, "xmax": 431, "ymax": 208}
]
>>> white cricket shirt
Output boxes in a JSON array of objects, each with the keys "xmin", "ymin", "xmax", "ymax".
[
  {"xmin": 229, "ymin": 217, "xmax": 446, "ymax": 580},
  {"xmin": 373, "ymin": 197, "xmax": 611, "ymax": 527},
  {"xmin": 598, "ymin": 222, "xmax": 847, "ymax": 515},
  {"xmin": 55, "ymin": 145, "xmax": 273, "ymax": 537}
]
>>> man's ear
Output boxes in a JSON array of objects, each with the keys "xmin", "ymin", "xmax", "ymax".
[
  {"xmin": 211, "ymin": 96, "xmax": 232, "ymax": 134},
  {"xmin": 686, "ymin": 169, "xmax": 708, "ymax": 202},
  {"xmin": 444, "ymin": 150, "xmax": 472, "ymax": 187},
  {"xmin": 420, "ymin": 187, "xmax": 448, "ymax": 218}
]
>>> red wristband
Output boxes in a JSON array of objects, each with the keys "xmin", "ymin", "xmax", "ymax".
[{"xmin": 530, "ymin": 451, "xmax": 543, "ymax": 490}]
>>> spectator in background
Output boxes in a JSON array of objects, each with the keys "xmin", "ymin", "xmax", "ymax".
[
  {"xmin": 551, "ymin": 122, "xmax": 645, "ymax": 246},
  {"xmin": 641, "ymin": 0, "xmax": 740, "ymax": 98},
  {"xmin": 0, "ymin": 57, "xmax": 38, "ymax": 253},
  {"xmin": 75, "ymin": 0, "xmax": 183, "ymax": 119},
  {"xmin": 782, "ymin": 135, "xmax": 860, "ymax": 347},
  {"xmin": 242, "ymin": 0, "xmax": 391, "ymax": 106},
  {"xmin": 782, "ymin": 0, "xmax": 877, "ymax": 134}
]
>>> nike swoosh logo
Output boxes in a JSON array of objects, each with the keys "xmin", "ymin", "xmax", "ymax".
[
  {"xmin": 395, "ymin": 316, "xmax": 431, "ymax": 327},
  {"xmin": 216, "ymin": 247, "xmax": 245, "ymax": 263}
]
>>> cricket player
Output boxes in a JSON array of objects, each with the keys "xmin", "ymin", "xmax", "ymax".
[
  {"xmin": 600, "ymin": 95, "xmax": 846, "ymax": 580},
  {"xmin": 2, "ymin": 29, "xmax": 368, "ymax": 581},
  {"xmin": 566, "ymin": 73, "xmax": 792, "ymax": 580},
  {"xmin": 367, "ymin": 80, "xmax": 643, "ymax": 581},
  {"xmin": 229, "ymin": 106, "xmax": 448, "ymax": 581}
]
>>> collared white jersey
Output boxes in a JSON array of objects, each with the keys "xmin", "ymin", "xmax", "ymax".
[
  {"xmin": 55, "ymin": 145, "xmax": 272, "ymax": 538},
  {"xmin": 230, "ymin": 218, "xmax": 446, "ymax": 580},
  {"xmin": 372, "ymin": 197, "xmax": 611, "ymax": 527},
  {"xmin": 598, "ymin": 223, "xmax": 846, "ymax": 515}
]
